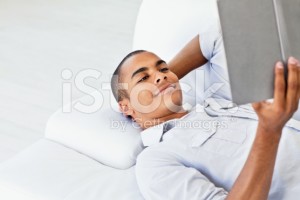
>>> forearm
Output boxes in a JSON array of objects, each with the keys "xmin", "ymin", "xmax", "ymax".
[
  {"xmin": 232, "ymin": 56, "xmax": 300, "ymax": 199},
  {"xmin": 227, "ymin": 124, "xmax": 282, "ymax": 200},
  {"xmin": 168, "ymin": 35, "xmax": 207, "ymax": 79}
]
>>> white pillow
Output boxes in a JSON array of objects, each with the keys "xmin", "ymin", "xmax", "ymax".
[
  {"xmin": 45, "ymin": 0, "xmax": 219, "ymax": 170},
  {"xmin": 133, "ymin": 0, "xmax": 218, "ymax": 61},
  {"xmin": 45, "ymin": 90, "xmax": 144, "ymax": 170}
]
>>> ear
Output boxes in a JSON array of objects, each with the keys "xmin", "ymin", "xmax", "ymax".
[{"xmin": 118, "ymin": 98, "xmax": 134, "ymax": 117}]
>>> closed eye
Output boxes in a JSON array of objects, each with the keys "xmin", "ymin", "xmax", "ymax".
[
  {"xmin": 137, "ymin": 75, "xmax": 149, "ymax": 83},
  {"xmin": 159, "ymin": 67, "xmax": 169, "ymax": 72}
]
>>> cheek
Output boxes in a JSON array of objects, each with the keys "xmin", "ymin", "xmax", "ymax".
[
  {"xmin": 171, "ymin": 90, "xmax": 183, "ymax": 105},
  {"xmin": 168, "ymin": 72, "xmax": 179, "ymax": 82},
  {"xmin": 129, "ymin": 84, "xmax": 156, "ymax": 106},
  {"xmin": 138, "ymin": 90, "xmax": 154, "ymax": 105},
  {"xmin": 129, "ymin": 83, "xmax": 160, "ymax": 113},
  {"xmin": 165, "ymin": 89, "xmax": 182, "ymax": 106},
  {"xmin": 162, "ymin": 83, "xmax": 182, "ymax": 108},
  {"xmin": 129, "ymin": 85, "xmax": 162, "ymax": 114}
]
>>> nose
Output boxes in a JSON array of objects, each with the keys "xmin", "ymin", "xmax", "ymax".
[{"xmin": 156, "ymin": 74, "xmax": 167, "ymax": 84}]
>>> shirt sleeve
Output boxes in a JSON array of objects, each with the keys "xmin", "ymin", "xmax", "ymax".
[
  {"xmin": 198, "ymin": 26, "xmax": 232, "ymax": 102},
  {"xmin": 198, "ymin": 25, "xmax": 221, "ymax": 61},
  {"xmin": 136, "ymin": 148, "xmax": 228, "ymax": 200}
]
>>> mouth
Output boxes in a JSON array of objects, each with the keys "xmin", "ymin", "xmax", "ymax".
[{"xmin": 154, "ymin": 83, "xmax": 176, "ymax": 96}]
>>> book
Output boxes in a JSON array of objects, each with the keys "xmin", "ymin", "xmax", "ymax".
[{"xmin": 217, "ymin": 0, "xmax": 300, "ymax": 105}]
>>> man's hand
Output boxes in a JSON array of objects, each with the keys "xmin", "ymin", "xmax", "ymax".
[
  {"xmin": 252, "ymin": 57, "xmax": 300, "ymax": 133},
  {"xmin": 228, "ymin": 57, "xmax": 300, "ymax": 200}
]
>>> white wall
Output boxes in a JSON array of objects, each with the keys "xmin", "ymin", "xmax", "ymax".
[{"xmin": 0, "ymin": 0, "xmax": 142, "ymax": 162}]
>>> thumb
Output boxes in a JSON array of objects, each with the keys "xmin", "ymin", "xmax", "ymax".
[{"xmin": 252, "ymin": 102, "xmax": 262, "ymax": 112}]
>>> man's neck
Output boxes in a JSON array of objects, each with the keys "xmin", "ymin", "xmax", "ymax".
[{"xmin": 139, "ymin": 109, "xmax": 188, "ymax": 130}]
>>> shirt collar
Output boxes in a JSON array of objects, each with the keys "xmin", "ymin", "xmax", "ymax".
[
  {"xmin": 141, "ymin": 101, "xmax": 300, "ymax": 147},
  {"xmin": 140, "ymin": 101, "xmax": 243, "ymax": 147},
  {"xmin": 140, "ymin": 118, "xmax": 180, "ymax": 147}
]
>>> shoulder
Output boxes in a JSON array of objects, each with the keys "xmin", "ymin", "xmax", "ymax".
[
  {"xmin": 198, "ymin": 23, "xmax": 222, "ymax": 60},
  {"xmin": 136, "ymin": 142, "xmax": 183, "ymax": 169}
]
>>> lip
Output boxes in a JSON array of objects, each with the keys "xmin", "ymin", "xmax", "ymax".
[{"xmin": 154, "ymin": 83, "xmax": 176, "ymax": 96}]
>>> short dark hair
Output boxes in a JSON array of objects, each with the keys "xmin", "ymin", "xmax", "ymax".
[{"xmin": 111, "ymin": 50, "xmax": 147, "ymax": 102}]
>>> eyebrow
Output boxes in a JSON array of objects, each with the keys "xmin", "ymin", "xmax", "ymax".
[{"xmin": 131, "ymin": 59, "xmax": 166, "ymax": 79}]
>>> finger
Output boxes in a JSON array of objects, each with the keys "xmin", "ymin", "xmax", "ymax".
[
  {"xmin": 297, "ymin": 59, "xmax": 300, "ymax": 100},
  {"xmin": 286, "ymin": 57, "xmax": 299, "ymax": 111},
  {"xmin": 252, "ymin": 102, "xmax": 262, "ymax": 112},
  {"xmin": 273, "ymin": 61, "xmax": 286, "ymax": 108},
  {"xmin": 296, "ymin": 58, "xmax": 300, "ymax": 111}
]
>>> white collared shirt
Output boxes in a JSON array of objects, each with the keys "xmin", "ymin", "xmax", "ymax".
[
  {"xmin": 199, "ymin": 24, "xmax": 232, "ymax": 102},
  {"xmin": 136, "ymin": 102, "xmax": 300, "ymax": 200},
  {"xmin": 135, "ymin": 25, "xmax": 300, "ymax": 199}
]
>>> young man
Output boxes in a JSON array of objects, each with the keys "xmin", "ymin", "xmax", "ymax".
[{"xmin": 111, "ymin": 33, "xmax": 300, "ymax": 199}]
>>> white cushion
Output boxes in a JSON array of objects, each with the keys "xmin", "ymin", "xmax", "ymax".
[
  {"xmin": 45, "ymin": 90, "xmax": 144, "ymax": 170},
  {"xmin": 133, "ymin": 0, "xmax": 219, "ymax": 61},
  {"xmin": 0, "ymin": 139, "xmax": 143, "ymax": 200},
  {"xmin": 45, "ymin": 0, "xmax": 219, "ymax": 170}
]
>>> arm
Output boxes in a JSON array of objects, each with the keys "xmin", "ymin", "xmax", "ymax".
[
  {"xmin": 136, "ymin": 148, "xmax": 228, "ymax": 200},
  {"xmin": 168, "ymin": 35, "xmax": 208, "ymax": 79},
  {"xmin": 227, "ymin": 57, "xmax": 300, "ymax": 200},
  {"xmin": 137, "ymin": 57, "xmax": 299, "ymax": 200}
]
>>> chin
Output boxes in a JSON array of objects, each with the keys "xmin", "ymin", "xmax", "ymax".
[
  {"xmin": 162, "ymin": 91, "xmax": 183, "ymax": 113},
  {"xmin": 137, "ymin": 88, "xmax": 183, "ymax": 118},
  {"xmin": 171, "ymin": 88, "xmax": 183, "ymax": 104}
]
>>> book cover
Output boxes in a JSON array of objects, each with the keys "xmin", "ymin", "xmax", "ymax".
[{"xmin": 217, "ymin": 0, "xmax": 300, "ymax": 105}]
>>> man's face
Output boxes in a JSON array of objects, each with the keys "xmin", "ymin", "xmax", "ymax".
[{"xmin": 119, "ymin": 51, "xmax": 183, "ymax": 124}]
